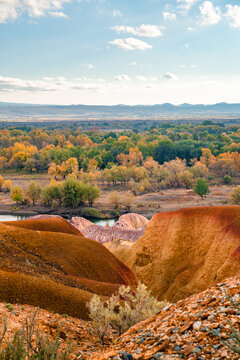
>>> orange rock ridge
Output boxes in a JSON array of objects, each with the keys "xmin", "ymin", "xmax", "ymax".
[
  {"xmin": 0, "ymin": 218, "xmax": 137, "ymax": 319},
  {"xmin": 120, "ymin": 206, "xmax": 240, "ymax": 302}
]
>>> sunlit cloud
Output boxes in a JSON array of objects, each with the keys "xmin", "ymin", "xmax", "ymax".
[
  {"xmin": 109, "ymin": 37, "xmax": 152, "ymax": 50},
  {"xmin": 111, "ymin": 25, "xmax": 163, "ymax": 38}
]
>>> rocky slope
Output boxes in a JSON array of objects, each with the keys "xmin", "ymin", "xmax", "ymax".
[
  {"xmin": 0, "ymin": 218, "xmax": 137, "ymax": 319},
  {"xmin": 119, "ymin": 206, "xmax": 240, "ymax": 303},
  {"xmin": 79, "ymin": 213, "xmax": 148, "ymax": 244},
  {"xmin": 1, "ymin": 277, "xmax": 239, "ymax": 360},
  {"xmin": 0, "ymin": 302, "xmax": 108, "ymax": 358},
  {"xmin": 90, "ymin": 276, "xmax": 240, "ymax": 359},
  {"xmin": 82, "ymin": 225, "xmax": 144, "ymax": 244}
]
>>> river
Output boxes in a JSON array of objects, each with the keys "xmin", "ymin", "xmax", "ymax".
[{"xmin": 0, "ymin": 214, "xmax": 116, "ymax": 226}]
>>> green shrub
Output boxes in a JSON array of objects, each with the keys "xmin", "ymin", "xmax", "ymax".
[
  {"xmin": 223, "ymin": 174, "xmax": 232, "ymax": 184},
  {"xmin": 193, "ymin": 178, "xmax": 209, "ymax": 198},
  {"xmin": 62, "ymin": 178, "xmax": 100, "ymax": 208},
  {"xmin": 5, "ymin": 303, "xmax": 14, "ymax": 312},
  {"xmin": 0, "ymin": 309, "xmax": 73, "ymax": 360},
  {"xmin": 88, "ymin": 283, "xmax": 166, "ymax": 343},
  {"xmin": 81, "ymin": 207, "xmax": 103, "ymax": 219}
]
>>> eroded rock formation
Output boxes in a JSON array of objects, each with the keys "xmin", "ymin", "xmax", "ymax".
[
  {"xmin": 82, "ymin": 225, "xmax": 144, "ymax": 244},
  {"xmin": 70, "ymin": 216, "xmax": 93, "ymax": 232},
  {"xmin": 123, "ymin": 206, "xmax": 240, "ymax": 303},
  {"xmin": 70, "ymin": 213, "xmax": 148, "ymax": 244},
  {"xmin": 0, "ymin": 218, "xmax": 137, "ymax": 319},
  {"xmin": 112, "ymin": 213, "xmax": 148, "ymax": 230}
]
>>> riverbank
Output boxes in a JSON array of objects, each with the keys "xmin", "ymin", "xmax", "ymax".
[{"xmin": 0, "ymin": 184, "xmax": 234, "ymax": 221}]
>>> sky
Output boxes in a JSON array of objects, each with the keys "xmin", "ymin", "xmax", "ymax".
[{"xmin": 0, "ymin": 0, "xmax": 240, "ymax": 105}]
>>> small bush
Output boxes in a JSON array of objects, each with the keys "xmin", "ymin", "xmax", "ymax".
[
  {"xmin": 5, "ymin": 303, "xmax": 14, "ymax": 312},
  {"xmin": 108, "ymin": 191, "xmax": 121, "ymax": 209},
  {"xmin": 230, "ymin": 186, "xmax": 240, "ymax": 205},
  {"xmin": 223, "ymin": 174, "xmax": 232, "ymax": 184},
  {"xmin": 0, "ymin": 309, "xmax": 73, "ymax": 360},
  {"xmin": 122, "ymin": 192, "xmax": 135, "ymax": 211},
  {"xmin": 88, "ymin": 283, "xmax": 166, "ymax": 343},
  {"xmin": 81, "ymin": 207, "xmax": 103, "ymax": 219},
  {"xmin": 3, "ymin": 180, "xmax": 12, "ymax": 192}
]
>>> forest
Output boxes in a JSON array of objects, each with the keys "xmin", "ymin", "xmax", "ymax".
[{"xmin": 0, "ymin": 120, "xmax": 240, "ymax": 210}]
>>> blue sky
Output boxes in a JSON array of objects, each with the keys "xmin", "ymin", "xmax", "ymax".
[{"xmin": 0, "ymin": 0, "xmax": 240, "ymax": 105}]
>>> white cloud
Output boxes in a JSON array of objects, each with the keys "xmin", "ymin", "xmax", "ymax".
[
  {"xmin": 0, "ymin": 75, "xmax": 108, "ymax": 93},
  {"xmin": 87, "ymin": 63, "xmax": 94, "ymax": 69},
  {"xmin": 0, "ymin": 0, "xmax": 71, "ymax": 23},
  {"xmin": 184, "ymin": 43, "xmax": 189, "ymax": 48},
  {"xmin": 225, "ymin": 5, "xmax": 240, "ymax": 28},
  {"xmin": 112, "ymin": 9, "xmax": 122, "ymax": 17},
  {"xmin": 0, "ymin": 0, "xmax": 19, "ymax": 23},
  {"xmin": 199, "ymin": 1, "xmax": 221, "ymax": 26},
  {"xmin": 109, "ymin": 37, "xmax": 152, "ymax": 50},
  {"xmin": 48, "ymin": 11, "xmax": 68, "ymax": 18},
  {"xmin": 129, "ymin": 61, "xmax": 138, "ymax": 66},
  {"xmin": 177, "ymin": 0, "xmax": 199, "ymax": 13},
  {"xmin": 187, "ymin": 27, "xmax": 195, "ymax": 31},
  {"xmin": 115, "ymin": 75, "xmax": 131, "ymax": 81},
  {"xmin": 111, "ymin": 24, "xmax": 163, "ymax": 38},
  {"xmin": 162, "ymin": 72, "xmax": 178, "ymax": 80},
  {"xmin": 163, "ymin": 12, "xmax": 176, "ymax": 21}
]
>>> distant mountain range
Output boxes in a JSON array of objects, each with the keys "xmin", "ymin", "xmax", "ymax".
[{"xmin": 0, "ymin": 102, "xmax": 240, "ymax": 121}]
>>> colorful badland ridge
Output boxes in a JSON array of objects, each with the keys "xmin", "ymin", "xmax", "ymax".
[{"xmin": 0, "ymin": 217, "xmax": 137, "ymax": 319}]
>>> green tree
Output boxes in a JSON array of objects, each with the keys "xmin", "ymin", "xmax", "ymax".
[
  {"xmin": 10, "ymin": 185, "xmax": 24, "ymax": 204},
  {"xmin": 42, "ymin": 183, "xmax": 63, "ymax": 207},
  {"xmin": 84, "ymin": 184, "xmax": 101, "ymax": 207},
  {"xmin": 63, "ymin": 178, "xmax": 86, "ymax": 208},
  {"xmin": 26, "ymin": 182, "xmax": 42, "ymax": 205},
  {"xmin": 193, "ymin": 178, "xmax": 209, "ymax": 198}
]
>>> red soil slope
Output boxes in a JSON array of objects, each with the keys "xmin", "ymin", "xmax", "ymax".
[
  {"xmin": 3, "ymin": 217, "xmax": 82, "ymax": 236},
  {"xmin": 0, "ymin": 220, "xmax": 137, "ymax": 319},
  {"xmin": 125, "ymin": 206, "xmax": 240, "ymax": 302}
]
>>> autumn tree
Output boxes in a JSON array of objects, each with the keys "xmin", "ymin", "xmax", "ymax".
[
  {"xmin": 26, "ymin": 182, "xmax": 42, "ymax": 205},
  {"xmin": 230, "ymin": 186, "xmax": 240, "ymax": 205},
  {"xmin": 42, "ymin": 182, "xmax": 64, "ymax": 207},
  {"xmin": 122, "ymin": 192, "xmax": 135, "ymax": 211},
  {"xmin": 108, "ymin": 191, "xmax": 121, "ymax": 209},
  {"xmin": 3, "ymin": 179, "xmax": 12, "ymax": 192},
  {"xmin": 10, "ymin": 185, "xmax": 24, "ymax": 204},
  {"xmin": 0, "ymin": 175, "xmax": 3, "ymax": 190}
]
